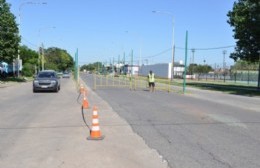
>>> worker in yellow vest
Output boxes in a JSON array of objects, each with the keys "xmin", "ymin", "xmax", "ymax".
[{"xmin": 147, "ymin": 70, "xmax": 155, "ymax": 92}]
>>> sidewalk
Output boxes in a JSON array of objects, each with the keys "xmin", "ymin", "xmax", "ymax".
[{"xmin": 0, "ymin": 81, "xmax": 18, "ymax": 88}]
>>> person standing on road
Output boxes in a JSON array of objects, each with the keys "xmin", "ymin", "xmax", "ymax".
[{"xmin": 147, "ymin": 70, "xmax": 155, "ymax": 92}]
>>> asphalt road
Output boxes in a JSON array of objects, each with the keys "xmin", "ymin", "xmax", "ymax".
[
  {"xmin": 0, "ymin": 77, "xmax": 168, "ymax": 168},
  {"xmin": 82, "ymin": 73, "xmax": 260, "ymax": 168}
]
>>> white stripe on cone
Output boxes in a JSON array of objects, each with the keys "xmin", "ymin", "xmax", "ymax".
[
  {"xmin": 92, "ymin": 126, "xmax": 100, "ymax": 131},
  {"xmin": 92, "ymin": 118, "xmax": 99, "ymax": 124},
  {"xmin": 93, "ymin": 111, "xmax": 98, "ymax": 115}
]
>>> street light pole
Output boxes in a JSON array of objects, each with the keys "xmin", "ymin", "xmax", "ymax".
[
  {"xmin": 152, "ymin": 10, "xmax": 175, "ymax": 80},
  {"xmin": 125, "ymin": 31, "xmax": 142, "ymax": 65},
  {"xmin": 18, "ymin": 1, "xmax": 47, "ymax": 76},
  {"xmin": 19, "ymin": 2, "xmax": 47, "ymax": 31}
]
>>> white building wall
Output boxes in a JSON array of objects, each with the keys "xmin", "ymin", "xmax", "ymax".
[
  {"xmin": 126, "ymin": 66, "xmax": 139, "ymax": 75},
  {"xmin": 139, "ymin": 63, "xmax": 171, "ymax": 78},
  {"xmin": 139, "ymin": 63, "xmax": 185, "ymax": 78}
]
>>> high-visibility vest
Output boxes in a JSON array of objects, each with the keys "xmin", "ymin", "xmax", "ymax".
[{"xmin": 148, "ymin": 73, "xmax": 155, "ymax": 82}]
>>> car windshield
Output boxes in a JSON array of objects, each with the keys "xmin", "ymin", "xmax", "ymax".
[{"xmin": 38, "ymin": 72, "xmax": 55, "ymax": 78}]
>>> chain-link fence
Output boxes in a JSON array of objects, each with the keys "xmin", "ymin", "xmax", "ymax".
[{"xmin": 190, "ymin": 63, "xmax": 259, "ymax": 86}]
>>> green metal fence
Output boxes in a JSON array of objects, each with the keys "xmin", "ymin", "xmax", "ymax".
[{"xmin": 93, "ymin": 74, "xmax": 181, "ymax": 93}]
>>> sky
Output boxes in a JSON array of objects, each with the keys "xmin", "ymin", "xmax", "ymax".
[{"xmin": 6, "ymin": 0, "xmax": 237, "ymax": 67}]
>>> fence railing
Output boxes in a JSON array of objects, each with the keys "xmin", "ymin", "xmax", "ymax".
[{"xmin": 93, "ymin": 74, "xmax": 181, "ymax": 93}]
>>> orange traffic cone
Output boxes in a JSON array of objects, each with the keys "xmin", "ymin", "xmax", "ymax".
[
  {"xmin": 82, "ymin": 91, "xmax": 89, "ymax": 109},
  {"xmin": 87, "ymin": 106, "xmax": 104, "ymax": 140}
]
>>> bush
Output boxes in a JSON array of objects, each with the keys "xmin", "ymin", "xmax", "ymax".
[{"xmin": 22, "ymin": 63, "xmax": 35, "ymax": 77}]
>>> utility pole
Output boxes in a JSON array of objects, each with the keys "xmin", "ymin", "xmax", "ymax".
[
  {"xmin": 38, "ymin": 46, "xmax": 41, "ymax": 72},
  {"xmin": 257, "ymin": 50, "xmax": 260, "ymax": 89},
  {"xmin": 183, "ymin": 31, "xmax": 188, "ymax": 94},
  {"xmin": 131, "ymin": 49, "xmax": 133, "ymax": 75},
  {"xmin": 152, "ymin": 10, "xmax": 175, "ymax": 80},
  {"xmin": 41, "ymin": 43, "xmax": 44, "ymax": 71},
  {"xmin": 112, "ymin": 57, "xmax": 114, "ymax": 73}
]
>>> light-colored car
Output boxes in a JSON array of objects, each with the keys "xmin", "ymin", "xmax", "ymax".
[
  {"xmin": 57, "ymin": 72, "xmax": 63, "ymax": 78},
  {"xmin": 33, "ymin": 70, "xmax": 60, "ymax": 92},
  {"xmin": 62, "ymin": 72, "xmax": 70, "ymax": 78}
]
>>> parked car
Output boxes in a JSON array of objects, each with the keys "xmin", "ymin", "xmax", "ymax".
[
  {"xmin": 57, "ymin": 72, "xmax": 63, "ymax": 78},
  {"xmin": 33, "ymin": 70, "xmax": 60, "ymax": 93},
  {"xmin": 62, "ymin": 71, "xmax": 70, "ymax": 78}
]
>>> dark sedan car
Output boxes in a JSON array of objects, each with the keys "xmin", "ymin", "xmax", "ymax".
[{"xmin": 33, "ymin": 70, "xmax": 60, "ymax": 92}]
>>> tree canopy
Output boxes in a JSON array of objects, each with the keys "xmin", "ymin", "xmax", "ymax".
[
  {"xmin": 18, "ymin": 46, "xmax": 74, "ymax": 76},
  {"xmin": 80, "ymin": 62, "xmax": 103, "ymax": 72},
  {"xmin": 0, "ymin": 0, "xmax": 74, "ymax": 77},
  {"xmin": 0, "ymin": 0, "xmax": 20, "ymax": 63},
  {"xmin": 19, "ymin": 45, "xmax": 38, "ymax": 76},
  {"xmin": 188, "ymin": 64, "xmax": 212, "ymax": 74},
  {"xmin": 44, "ymin": 47, "xmax": 74, "ymax": 72},
  {"xmin": 227, "ymin": 0, "xmax": 260, "ymax": 62},
  {"xmin": 231, "ymin": 60, "xmax": 259, "ymax": 71},
  {"xmin": 19, "ymin": 45, "xmax": 38, "ymax": 65}
]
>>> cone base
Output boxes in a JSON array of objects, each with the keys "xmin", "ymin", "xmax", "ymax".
[{"xmin": 87, "ymin": 135, "xmax": 105, "ymax": 140}]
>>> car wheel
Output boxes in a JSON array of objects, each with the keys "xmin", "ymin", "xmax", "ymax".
[
  {"xmin": 33, "ymin": 87, "xmax": 36, "ymax": 93},
  {"xmin": 55, "ymin": 86, "xmax": 59, "ymax": 92}
]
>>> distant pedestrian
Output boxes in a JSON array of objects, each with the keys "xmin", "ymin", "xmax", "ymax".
[{"xmin": 147, "ymin": 70, "xmax": 155, "ymax": 92}]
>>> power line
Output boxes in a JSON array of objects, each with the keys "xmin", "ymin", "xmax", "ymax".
[
  {"xmin": 21, "ymin": 37, "xmax": 38, "ymax": 48},
  {"xmin": 143, "ymin": 45, "xmax": 235, "ymax": 59},
  {"xmin": 176, "ymin": 45, "xmax": 235, "ymax": 51},
  {"xmin": 142, "ymin": 48, "xmax": 172, "ymax": 59}
]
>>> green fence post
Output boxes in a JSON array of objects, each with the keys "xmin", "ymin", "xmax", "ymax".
[{"xmin": 183, "ymin": 31, "xmax": 188, "ymax": 94}]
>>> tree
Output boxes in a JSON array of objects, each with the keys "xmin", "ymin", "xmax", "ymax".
[
  {"xmin": 0, "ymin": 0, "xmax": 20, "ymax": 63},
  {"xmin": 190, "ymin": 64, "xmax": 212, "ymax": 80},
  {"xmin": 231, "ymin": 60, "xmax": 258, "ymax": 71},
  {"xmin": 80, "ymin": 64, "xmax": 95, "ymax": 72},
  {"xmin": 188, "ymin": 63, "xmax": 197, "ymax": 75},
  {"xmin": 19, "ymin": 45, "xmax": 38, "ymax": 65},
  {"xmin": 44, "ymin": 47, "xmax": 74, "ymax": 71},
  {"xmin": 22, "ymin": 63, "xmax": 34, "ymax": 77},
  {"xmin": 19, "ymin": 45, "xmax": 38, "ymax": 76},
  {"xmin": 80, "ymin": 62, "xmax": 103, "ymax": 72},
  {"xmin": 227, "ymin": 0, "xmax": 260, "ymax": 62}
]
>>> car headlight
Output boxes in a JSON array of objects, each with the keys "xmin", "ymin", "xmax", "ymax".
[
  {"xmin": 33, "ymin": 80, "xmax": 39, "ymax": 83},
  {"xmin": 51, "ymin": 81, "xmax": 57, "ymax": 84}
]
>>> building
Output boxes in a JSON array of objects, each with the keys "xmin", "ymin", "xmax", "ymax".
[
  {"xmin": 123, "ymin": 64, "xmax": 139, "ymax": 75},
  {"xmin": 139, "ymin": 61, "xmax": 185, "ymax": 78}
]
